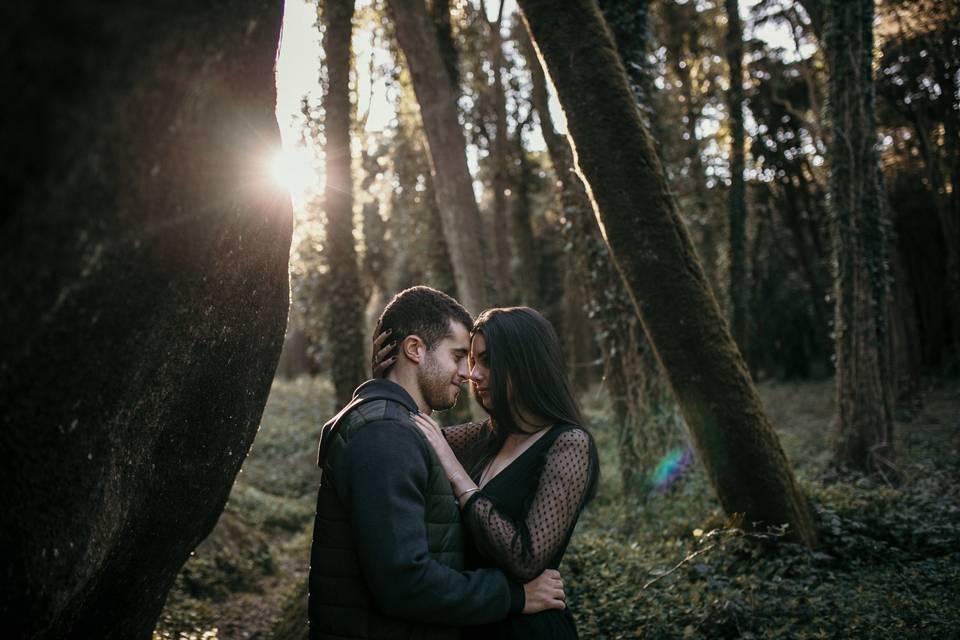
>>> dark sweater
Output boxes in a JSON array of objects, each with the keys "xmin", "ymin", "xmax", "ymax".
[{"xmin": 308, "ymin": 379, "xmax": 524, "ymax": 639}]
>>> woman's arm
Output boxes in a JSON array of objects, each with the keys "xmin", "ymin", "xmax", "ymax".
[
  {"xmin": 410, "ymin": 413, "xmax": 486, "ymax": 503},
  {"xmin": 461, "ymin": 429, "xmax": 594, "ymax": 582},
  {"xmin": 411, "ymin": 413, "xmax": 595, "ymax": 583},
  {"xmin": 441, "ymin": 420, "xmax": 489, "ymax": 462}
]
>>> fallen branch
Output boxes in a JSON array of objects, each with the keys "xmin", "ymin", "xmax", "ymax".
[{"xmin": 642, "ymin": 543, "xmax": 718, "ymax": 590}]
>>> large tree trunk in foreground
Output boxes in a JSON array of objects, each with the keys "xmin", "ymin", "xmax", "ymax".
[
  {"xmin": 725, "ymin": 0, "xmax": 750, "ymax": 361},
  {"xmin": 322, "ymin": 0, "xmax": 367, "ymax": 407},
  {"xmin": 518, "ymin": 0, "xmax": 817, "ymax": 545},
  {"xmin": 387, "ymin": 0, "xmax": 490, "ymax": 315},
  {"xmin": 824, "ymin": 0, "xmax": 895, "ymax": 473},
  {"xmin": 0, "ymin": 2, "xmax": 291, "ymax": 637}
]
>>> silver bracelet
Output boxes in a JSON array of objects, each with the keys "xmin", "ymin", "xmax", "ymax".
[{"xmin": 456, "ymin": 487, "xmax": 479, "ymax": 501}]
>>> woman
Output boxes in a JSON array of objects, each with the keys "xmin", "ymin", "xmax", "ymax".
[{"xmin": 375, "ymin": 306, "xmax": 599, "ymax": 638}]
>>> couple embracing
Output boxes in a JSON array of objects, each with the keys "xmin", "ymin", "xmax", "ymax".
[{"xmin": 308, "ymin": 286, "xmax": 600, "ymax": 639}]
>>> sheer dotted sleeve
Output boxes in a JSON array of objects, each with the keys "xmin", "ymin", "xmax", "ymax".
[
  {"xmin": 441, "ymin": 421, "xmax": 489, "ymax": 469},
  {"xmin": 462, "ymin": 428, "xmax": 594, "ymax": 583}
]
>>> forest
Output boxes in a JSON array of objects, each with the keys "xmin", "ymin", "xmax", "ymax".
[{"xmin": 1, "ymin": 0, "xmax": 957, "ymax": 639}]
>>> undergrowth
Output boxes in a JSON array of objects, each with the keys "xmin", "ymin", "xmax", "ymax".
[{"xmin": 157, "ymin": 377, "xmax": 960, "ymax": 639}]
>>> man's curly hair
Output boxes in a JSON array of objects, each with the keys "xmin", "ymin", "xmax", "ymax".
[{"xmin": 376, "ymin": 286, "xmax": 473, "ymax": 359}]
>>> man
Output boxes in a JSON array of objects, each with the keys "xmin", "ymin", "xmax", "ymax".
[{"xmin": 308, "ymin": 286, "xmax": 564, "ymax": 640}]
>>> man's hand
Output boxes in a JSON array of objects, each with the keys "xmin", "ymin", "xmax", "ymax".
[{"xmin": 522, "ymin": 569, "xmax": 565, "ymax": 614}]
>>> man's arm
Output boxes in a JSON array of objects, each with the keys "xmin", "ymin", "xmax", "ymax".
[{"xmin": 332, "ymin": 419, "xmax": 524, "ymax": 626}]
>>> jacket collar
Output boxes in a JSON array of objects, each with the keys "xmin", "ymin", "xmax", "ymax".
[
  {"xmin": 352, "ymin": 378, "xmax": 419, "ymax": 413},
  {"xmin": 317, "ymin": 378, "xmax": 421, "ymax": 467}
]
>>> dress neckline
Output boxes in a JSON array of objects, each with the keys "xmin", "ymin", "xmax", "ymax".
[{"xmin": 477, "ymin": 423, "xmax": 562, "ymax": 489}]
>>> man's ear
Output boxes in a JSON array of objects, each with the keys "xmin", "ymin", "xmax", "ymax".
[{"xmin": 401, "ymin": 335, "xmax": 425, "ymax": 364}]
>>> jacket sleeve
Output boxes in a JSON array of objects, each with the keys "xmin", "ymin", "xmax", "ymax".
[{"xmin": 331, "ymin": 419, "xmax": 524, "ymax": 625}]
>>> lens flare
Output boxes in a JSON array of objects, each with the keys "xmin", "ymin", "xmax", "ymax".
[{"xmin": 650, "ymin": 447, "xmax": 694, "ymax": 493}]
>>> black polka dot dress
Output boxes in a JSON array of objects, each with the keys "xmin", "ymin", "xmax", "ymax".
[{"xmin": 443, "ymin": 421, "xmax": 598, "ymax": 639}]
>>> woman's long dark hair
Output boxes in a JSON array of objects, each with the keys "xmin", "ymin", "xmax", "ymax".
[{"xmin": 470, "ymin": 307, "xmax": 599, "ymax": 503}]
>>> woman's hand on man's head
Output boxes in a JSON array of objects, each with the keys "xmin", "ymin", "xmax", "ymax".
[{"xmin": 371, "ymin": 328, "xmax": 397, "ymax": 378}]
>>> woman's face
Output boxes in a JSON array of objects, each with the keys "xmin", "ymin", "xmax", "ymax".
[{"xmin": 469, "ymin": 333, "xmax": 491, "ymax": 410}]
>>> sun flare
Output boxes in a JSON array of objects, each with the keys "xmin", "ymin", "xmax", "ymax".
[{"xmin": 268, "ymin": 148, "xmax": 320, "ymax": 201}]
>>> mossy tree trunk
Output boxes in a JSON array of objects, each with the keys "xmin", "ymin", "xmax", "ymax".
[
  {"xmin": 824, "ymin": 0, "xmax": 896, "ymax": 473},
  {"xmin": 597, "ymin": 0, "xmax": 657, "ymax": 131},
  {"xmin": 0, "ymin": 1, "xmax": 292, "ymax": 636},
  {"xmin": 322, "ymin": 0, "xmax": 367, "ymax": 407},
  {"xmin": 598, "ymin": 0, "xmax": 683, "ymax": 490},
  {"xmin": 725, "ymin": 0, "xmax": 750, "ymax": 361},
  {"xmin": 387, "ymin": 0, "xmax": 490, "ymax": 316},
  {"xmin": 518, "ymin": 0, "xmax": 817, "ymax": 544},
  {"xmin": 422, "ymin": 0, "xmax": 462, "ymax": 298},
  {"xmin": 520, "ymin": 19, "xmax": 671, "ymax": 495}
]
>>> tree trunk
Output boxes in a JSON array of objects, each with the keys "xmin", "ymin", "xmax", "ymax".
[
  {"xmin": 360, "ymin": 148, "xmax": 390, "ymax": 296},
  {"xmin": 597, "ymin": 0, "xmax": 657, "ymax": 129},
  {"xmin": 824, "ymin": 0, "xmax": 896, "ymax": 473},
  {"xmin": 485, "ymin": 0, "xmax": 513, "ymax": 303},
  {"xmin": 429, "ymin": 0, "xmax": 459, "ymax": 87},
  {"xmin": 945, "ymin": 90, "xmax": 960, "ymax": 367},
  {"xmin": 510, "ymin": 137, "xmax": 540, "ymax": 306},
  {"xmin": 0, "ymin": 2, "xmax": 291, "ymax": 636},
  {"xmin": 387, "ymin": 0, "xmax": 490, "ymax": 316},
  {"xmin": 520, "ymin": 20, "xmax": 673, "ymax": 494},
  {"xmin": 518, "ymin": 0, "xmax": 817, "ymax": 544},
  {"xmin": 423, "ymin": 171, "xmax": 460, "ymax": 297},
  {"xmin": 322, "ymin": 0, "xmax": 367, "ymax": 408},
  {"xmin": 725, "ymin": 0, "xmax": 750, "ymax": 360}
]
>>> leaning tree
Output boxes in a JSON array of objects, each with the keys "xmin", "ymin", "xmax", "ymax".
[{"xmin": 517, "ymin": 0, "xmax": 817, "ymax": 545}]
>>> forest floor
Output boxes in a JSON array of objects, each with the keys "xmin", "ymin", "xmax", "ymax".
[{"xmin": 155, "ymin": 376, "xmax": 960, "ymax": 640}]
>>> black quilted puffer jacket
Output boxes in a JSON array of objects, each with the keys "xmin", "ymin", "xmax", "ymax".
[{"xmin": 308, "ymin": 379, "xmax": 523, "ymax": 640}]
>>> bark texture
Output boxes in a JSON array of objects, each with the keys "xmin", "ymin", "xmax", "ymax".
[
  {"xmin": 725, "ymin": 0, "xmax": 750, "ymax": 359},
  {"xmin": 322, "ymin": 0, "xmax": 367, "ymax": 407},
  {"xmin": 824, "ymin": 0, "xmax": 896, "ymax": 472},
  {"xmin": 387, "ymin": 0, "xmax": 490, "ymax": 315},
  {"xmin": 518, "ymin": 0, "xmax": 816, "ymax": 544},
  {"xmin": 0, "ymin": 2, "xmax": 291, "ymax": 637}
]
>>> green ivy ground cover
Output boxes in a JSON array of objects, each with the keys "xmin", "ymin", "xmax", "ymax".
[{"xmin": 157, "ymin": 378, "xmax": 960, "ymax": 639}]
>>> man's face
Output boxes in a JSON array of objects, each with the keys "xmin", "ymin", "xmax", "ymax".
[{"xmin": 417, "ymin": 319, "xmax": 471, "ymax": 411}]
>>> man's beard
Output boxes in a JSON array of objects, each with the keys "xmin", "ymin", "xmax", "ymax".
[{"xmin": 417, "ymin": 354, "xmax": 460, "ymax": 411}]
